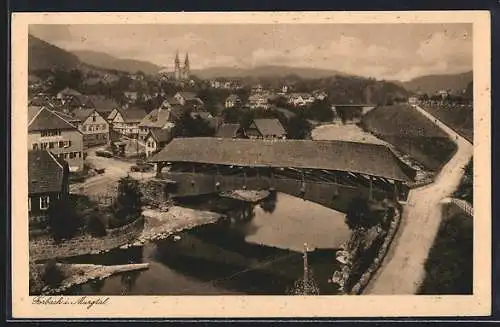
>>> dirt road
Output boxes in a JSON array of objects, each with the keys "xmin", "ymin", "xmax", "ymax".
[{"xmin": 364, "ymin": 105, "xmax": 473, "ymax": 294}]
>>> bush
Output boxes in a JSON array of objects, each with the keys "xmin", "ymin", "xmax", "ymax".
[
  {"xmin": 86, "ymin": 211, "xmax": 107, "ymax": 237},
  {"xmin": 42, "ymin": 260, "xmax": 64, "ymax": 288},
  {"xmin": 47, "ymin": 197, "xmax": 83, "ymax": 242},
  {"xmin": 110, "ymin": 176, "xmax": 143, "ymax": 227},
  {"xmin": 345, "ymin": 197, "xmax": 379, "ymax": 231},
  {"xmin": 419, "ymin": 214, "xmax": 473, "ymax": 294}
]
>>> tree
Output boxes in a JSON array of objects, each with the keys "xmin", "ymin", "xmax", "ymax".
[
  {"xmin": 42, "ymin": 259, "xmax": 64, "ymax": 288},
  {"xmin": 307, "ymin": 99, "xmax": 333, "ymax": 122},
  {"xmin": 110, "ymin": 176, "xmax": 143, "ymax": 227},
  {"xmin": 175, "ymin": 110, "xmax": 215, "ymax": 137},
  {"xmin": 86, "ymin": 210, "xmax": 107, "ymax": 237},
  {"xmin": 47, "ymin": 197, "xmax": 83, "ymax": 242},
  {"xmin": 345, "ymin": 197, "xmax": 378, "ymax": 231}
]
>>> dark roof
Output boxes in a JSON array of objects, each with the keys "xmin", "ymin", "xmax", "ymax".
[
  {"xmin": 71, "ymin": 108, "xmax": 96, "ymax": 122},
  {"xmin": 148, "ymin": 129, "xmax": 173, "ymax": 143},
  {"xmin": 149, "ymin": 137, "xmax": 415, "ymax": 182},
  {"xmin": 177, "ymin": 92, "xmax": 197, "ymax": 101},
  {"xmin": 28, "ymin": 107, "xmax": 79, "ymax": 132},
  {"xmin": 226, "ymin": 94, "xmax": 240, "ymax": 102},
  {"xmin": 28, "ymin": 106, "xmax": 42, "ymax": 122},
  {"xmin": 88, "ymin": 95, "xmax": 119, "ymax": 111},
  {"xmin": 53, "ymin": 110, "xmax": 81, "ymax": 124},
  {"xmin": 28, "ymin": 150, "xmax": 66, "ymax": 194},
  {"xmin": 249, "ymin": 119, "xmax": 287, "ymax": 137},
  {"xmin": 166, "ymin": 97, "xmax": 182, "ymax": 106},
  {"xmin": 139, "ymin": 107, "xmax": 181, "ymax": 128},
  {"xmin": 215, "ymin": 123, "xmax": 241, "ymax": 138},
  {"xmin": 118, "ymin": 108, "xmax": 148, "ymax": 123}
]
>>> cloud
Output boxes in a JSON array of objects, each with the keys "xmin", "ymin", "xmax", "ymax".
[{"xmin": 416, "ymin": 32, "xmax": 472, "ymax": 64}]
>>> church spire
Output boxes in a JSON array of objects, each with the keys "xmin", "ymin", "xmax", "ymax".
[
  {"xmin": 183, "ymin": 52, "xmax": 190, "ymax": 79},
  {"xmin": 174, "ymin": 50, "xmax": 181, "ymax": 80}
]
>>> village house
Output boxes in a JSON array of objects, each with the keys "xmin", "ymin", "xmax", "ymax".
[
  {"xmin": 108, "ymin": 107, "xmax": 148, "ymax": 138},
  {"xmin": 87, "ymin": 95, "xmax": 120, "ymax": 121},
  {"xmin": 437, "ymin": 89, "xmax": 450, "ymax": 99},
  {"xmin": 245, "ymin": 118, "xmax": 287, "ymax": 140},
  {"xmin": 28, "ymin": 106, "xmax": 84, "ymax": 171},
  {"xmin": 66, "ymin": 94, "xmax": 94, "ymax": 111},
  {"xmin": 313, "ymin": 90, "xmax": 328, "ymax": 101},
  {"xmin": 408, "ymin": 96, "xmax": 419, "ymax": 105},
  {"xmin": 28, "ymin": 149, "xmax": 70, "ymax": 227},
  {"xmin": 124, "ymin": 91, "xmax": 139, "ymax": 102},
  {"xmin": 281, "ymin": 85, "xmax": 289, "ymax": 94},
  {"xmin": 173, "ymin": 91, "xmax": 204, "ymax": 110},
  {"xmin": 56, "ymin": 87, "xmax": 82, "ymax": 101},
  {"xmin": 144, "ymin": 129, "xmax": 174, "ymax": 157},
  {"xmin": 247, "ymin": 94, "xmax": 270, "ymax": 109},
  {"xmin": 251, "ymin": 84, "xmax": 264, "ymax": 94},
  {"xmin": 70, "ymin": 108, "xmax": 110, "ymax": 147},
  {"xmin": 287, "ymin": 93, "xmax": 307, "ymax": 107},
  {"xmin": 215, "ymin": 123, "xmax": 246, "ymax": 139},
  {"xmin": 138, "ymin": 103, "xmax": 181, "ymax": 141},
  {"xmin": 224, "ymin": 94, "xmax": 241, "ymax": 109}
]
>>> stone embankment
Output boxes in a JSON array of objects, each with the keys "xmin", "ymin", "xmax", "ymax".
[
  {"xmin": 32, "ymin": 263, "xmax": 149, "ymax": 295},
  {"xmin": 349, "ymin": 206, "xmax": 403, "ymax": 295},
  {"xmin": 30, "ymin": 217, "xmax": 145, "ymax": 262}
]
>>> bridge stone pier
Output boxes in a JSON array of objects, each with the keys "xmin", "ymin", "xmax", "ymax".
[{"xmin": 149, "ymin": 137, "xmax": 415, "ymax": 213}]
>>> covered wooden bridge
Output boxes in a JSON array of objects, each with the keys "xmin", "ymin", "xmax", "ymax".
[{"xmin": 148, "ymin": 137, "xmax": 416, "ymax": 212}]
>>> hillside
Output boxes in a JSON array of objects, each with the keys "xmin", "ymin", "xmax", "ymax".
[
  {"xmin": 403, "ymin": 71, "xmax": 473, "ymax": 94},
  {"xmin": 361, "ymin": 104, "xmax": 457, "ymax": 171},
  {"xmin": 191, "ymin": 65, "xmax": 345, "ymax": 80},
  {"xmin": 73, "ymin": 50, "xmax": 162, "ymax": 75},
  {"xmin": 28, "ymin": 34, "xmax": 81, "ymax": 72}
]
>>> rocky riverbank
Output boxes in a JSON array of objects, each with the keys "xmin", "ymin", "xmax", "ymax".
[
  {"xmin": 121, "ymin": 205, "xmax": 224, "ymax": 247},
  {"xmin": 31, "ymin": 263, "xmax": 149, "ymax": 295}
]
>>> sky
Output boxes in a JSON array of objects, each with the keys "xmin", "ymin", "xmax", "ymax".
[{"xmin": 29, "ymin": 23, "xmax": 472, "ymax": 82}]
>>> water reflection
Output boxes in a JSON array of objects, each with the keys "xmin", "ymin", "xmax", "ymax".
[{"xmin": 65, "ymin": 192, "xmax": 349, "ymax": 295}]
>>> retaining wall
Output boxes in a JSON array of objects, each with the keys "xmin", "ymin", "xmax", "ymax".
[
  {"xmin": 29, "ymin": 217, "xmax": 144, "ymax": 262},
  {"xmin": 349, "ymin": 204, "xmax": 403, "ymax": 295}
]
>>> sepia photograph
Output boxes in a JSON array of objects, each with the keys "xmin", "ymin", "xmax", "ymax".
[{"xmin": 11, "ymin": 11, "xmax": 490, "ymax": 318}]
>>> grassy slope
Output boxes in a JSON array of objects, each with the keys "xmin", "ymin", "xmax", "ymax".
[
  {"xmin": 361, "ymin": 104, "xmax": 458, "ymax": 172},
  {"xmin": 420, "ymin": 104, "xmax": 473, "ymax": 143},
  {"xmin": 418, "ymin": 213, "xmax": 473, "ymax": 294}
]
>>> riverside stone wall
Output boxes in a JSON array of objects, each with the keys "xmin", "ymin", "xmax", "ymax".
[
  {"xmin": 29, "ymin": 217, "xmax": 144, "ymax": 262},
  {"xmin": 349, "ymin": 204, "xmax": 403, "ymax": 295}
]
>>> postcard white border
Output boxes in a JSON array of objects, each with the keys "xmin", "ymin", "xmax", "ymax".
[{"xmin": 11, "ymin": 11, "xmax": 491, "ymax": 318}]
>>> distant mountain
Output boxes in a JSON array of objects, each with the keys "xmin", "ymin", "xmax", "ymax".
[
  {"xmin": 191, "ymin": 65, "xmax": 346, "ymax": 80},
  {"xmin": 28, "ymin": 34, "xmax": 81, "ymax": 72},
  {"xmin": 403, "ymin": 71, "xmax": 473, "ymax": 94},
  {"xmin": 73, "ymin": 50, "xmax": 162, "ymax": 75}
]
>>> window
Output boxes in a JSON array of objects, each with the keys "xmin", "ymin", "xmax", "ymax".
[
  {"xmin": 49, "ymin": 142, "xmax": 55, "ymax": 149},
  {"xmin": 41, "ymin": 142, "xmax": 48, "ymax": 150},
  {"xmin": 92, "ymin": 116, "xmax": 96, "ymax": 122},
  {"xmin": 40, "ymin": 196, "xmax": 49, "ymax": 210},
  {"xmin": 59, "ymin": 141, "xmax": 64, "ymax": 148},
  {"xmin": 32, "ymin": 143, "xmax": 38, "ymax": 150},
  {"xmin": 78, "ymin": 152, "xmax": 82, "ymax": 158},
  {"xmin": 64, "ymin": 153, "xmax": 68, "ymax": 159},
  {"xmin": 28, "ymin": 197, "xmax": 31, "ymax": 212},
  {"xmin": 70, "ymin": 152, "xmax": 75, "ymax": 159}
]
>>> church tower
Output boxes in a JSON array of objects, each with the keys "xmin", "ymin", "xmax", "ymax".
[
  {"xmin": 183, "ymin": 53, "xmax": 190, "ymax": 80},
  {"xmin": 174, "ymin": 51, "xmax": 181, "ymax": 80}
]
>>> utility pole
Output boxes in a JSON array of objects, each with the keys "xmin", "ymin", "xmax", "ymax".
[{"xmin": 303, "ymin": 242, "xmax": 309, "ymax": 286}]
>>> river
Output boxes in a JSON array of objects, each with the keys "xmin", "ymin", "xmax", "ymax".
[{"xmin": 63, "ymin": 192, "xmax": 351, "ymax": 295}]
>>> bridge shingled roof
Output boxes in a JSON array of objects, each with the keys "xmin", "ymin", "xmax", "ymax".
[{"xmin": 149, "ymin": 137, "xmax": 416, "ymax": 182}]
